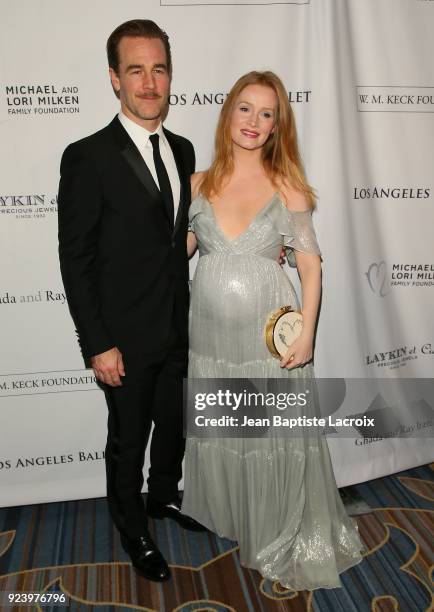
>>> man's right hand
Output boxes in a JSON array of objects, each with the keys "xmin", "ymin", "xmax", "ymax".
[{"xmin": 91, "ymin": 347, "xmax": 125, "ymax": 387}]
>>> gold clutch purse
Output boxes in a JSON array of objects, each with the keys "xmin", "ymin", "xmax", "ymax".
[{"xmin": 265, "ymin": 306, "xmax": 303, "ymax": 359}]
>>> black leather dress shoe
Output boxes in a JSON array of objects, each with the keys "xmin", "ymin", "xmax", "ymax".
[
  {"xmin": 121, "ymin": 534, "xmax": 170, "ymax": 581},
  {"xmin": 147, "ymin": 495, "xmax": 207, "ymax": 532}
]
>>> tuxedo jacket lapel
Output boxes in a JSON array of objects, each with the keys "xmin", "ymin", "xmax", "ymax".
[
  {"xmin": 121, "ymin": 145, "xmax": 161, "ymax": 202},
  {"xmin": 110, "ymin": 116, "xmax": 163, "ymax": 207},
  {"xmin": 110, "ymin": 117, "xmax": 188, "ymax": 236}
]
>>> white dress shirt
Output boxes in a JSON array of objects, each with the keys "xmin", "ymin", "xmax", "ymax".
[{"xmin": 118, "ymin": 111, "xmax": 181, "ymax": 223}]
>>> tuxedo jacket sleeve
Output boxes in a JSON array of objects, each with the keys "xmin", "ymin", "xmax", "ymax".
[{"xmin": 58, "ymin": 140, "xmax": 114, "ymax": 357}]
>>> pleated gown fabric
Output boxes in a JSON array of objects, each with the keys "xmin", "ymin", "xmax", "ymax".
[{"xmin": 182, "ymin": 194, "xmax": 363, "ymax": 590}]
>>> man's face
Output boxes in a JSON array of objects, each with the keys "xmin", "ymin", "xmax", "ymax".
[{"xmin": 109, "ymin": 36, "xmax": 170, "ymax": 131}]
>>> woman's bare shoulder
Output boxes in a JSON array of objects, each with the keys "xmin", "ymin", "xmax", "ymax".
[
  {"xmin": 191, "ymin": 171, "xmax": 206, "ymax": 198},
  {"xmin": 279, "ymin": 184, "xmax": 312, "ymax": 212}
]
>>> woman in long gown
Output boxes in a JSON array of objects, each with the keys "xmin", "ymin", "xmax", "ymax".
[{"xmin": 181, "ymin": 71, "xmax": 363, "ymax": 590}]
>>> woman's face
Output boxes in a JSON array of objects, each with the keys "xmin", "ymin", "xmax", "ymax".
[{"xmin": 230, "ymin": 84, "xmax": 277, "ymax": 152}]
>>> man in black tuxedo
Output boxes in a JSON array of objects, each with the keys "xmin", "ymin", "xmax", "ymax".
[{"xmin": 58, "ymin": 19, "xmax": 203, "ymax": 582}]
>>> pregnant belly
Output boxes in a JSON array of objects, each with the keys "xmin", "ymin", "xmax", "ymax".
[{"xmin": 191, "ymin": 253, "xmax": 298, "ymax": 332}]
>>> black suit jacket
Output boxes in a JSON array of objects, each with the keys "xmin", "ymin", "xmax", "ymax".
[{"xmin": 58, "ymin": 116, "xmax": 195, "ymax": 362}]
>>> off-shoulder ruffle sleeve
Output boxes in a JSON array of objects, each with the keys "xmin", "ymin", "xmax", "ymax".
[
  {"xmin": 188, "ymin": 196, "xmax": 205, "ymax": 232},
  {"xmin": 272, "ymin": 203, "xmax": 321, "ymax": 267},
  {"xmin": 286, "ymin": 209, "xmax": 321, "ymax": 267}
]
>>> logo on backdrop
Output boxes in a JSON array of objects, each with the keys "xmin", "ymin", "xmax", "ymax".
[
  {"xmin": 0, "ymin": 290, "xmax": 67, "ymax": 306},
  {"xmin": 365, "ymin": 261, "xmax": 389, "ymax": 297},
  {"xmin": 356, "ymin": 86, "xmax": 434, "ymax": 113},
  {"xmin": 169, "ymin": 90, "xmax": 312, "ymax": 106},
  {"xmin": 354, "ymin": 187, "xmax": 431, "ymax": 201},
  {"xmin": 0, "ymin": 194, "xmax": 57, "ymax": 220},
  {"xmin": 366, "ymin": 261, "xmax": 434, "ymax": 295},
  {"xmin": 3, "ymin": 84, "xmax": 80, "ymax": 117},
  {"xmin": 0, "ymin": 369, "xmax": 99, "ymax": 396},
  {"xmin": 0, "ymin": 450, "xmax": 105, "ymax": 471},
  {"xmin": 366, "ymin": 342, "xmax": 433, "ymax": 370}
]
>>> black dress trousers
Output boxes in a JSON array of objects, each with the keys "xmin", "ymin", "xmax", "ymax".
[{"xmin": 104, "ymin": 322, "xmax": 187, "ymax": 539}]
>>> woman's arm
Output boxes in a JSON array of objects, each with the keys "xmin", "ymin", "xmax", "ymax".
[
  {"xmin": 280, "ymin": 251, "xmax": 321, "ymax": 369},
  {"xmin": 279, "ymin": 185, "xmax": 321, "ymax": 369},
  {"xmin": 187, "ymin": 231, "xmax": 197, "ymax": 258},
  {"xmin": 187, "ymin": 171, "xmax": 205, "ymax": 258}
]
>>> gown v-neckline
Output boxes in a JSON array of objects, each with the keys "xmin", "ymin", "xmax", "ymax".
[{"xmin": 205, "ymin": 192, "xmax": 279, "ymax": 243}]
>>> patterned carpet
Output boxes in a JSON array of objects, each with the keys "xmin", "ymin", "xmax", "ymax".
[{"xmin": 0, "ymin": 464, "xmax": 433, "ymax": 611}]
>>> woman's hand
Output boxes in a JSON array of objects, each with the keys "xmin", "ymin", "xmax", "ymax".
[
  {"xmin": 277, "ymin": 247, "xmax": 286, "ymax": 266},
  {"xmin": 280, "ymin": 332, "xmax": 313, "ymax": 369}
]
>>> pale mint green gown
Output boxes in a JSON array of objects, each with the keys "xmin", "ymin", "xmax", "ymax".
[{"xmin": 182, "ymin": 194, "xmax": 363, "ymax": 590}]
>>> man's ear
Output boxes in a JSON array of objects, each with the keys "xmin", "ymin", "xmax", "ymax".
[
  {"xmin": 109, "ymin": 68, "xmax": 120, "ymax": 92},
  {"xmin": 109, "ymin": 68, "xmax": 121, "ymax": 100}
]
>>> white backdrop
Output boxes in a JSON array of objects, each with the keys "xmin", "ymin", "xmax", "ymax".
[{"xmin": 0, "ymin": 0, "xmax": 433, "ymax": 507}]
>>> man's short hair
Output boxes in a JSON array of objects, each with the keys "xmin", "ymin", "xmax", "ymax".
[{"xmin": 107, "ymin": 19, "xmax": 172, "ymax": 75}]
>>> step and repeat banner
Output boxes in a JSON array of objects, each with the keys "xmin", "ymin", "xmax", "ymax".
[{"xmin": 1, "ymin": 0, "xmax": 433, "ymax": 506}]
